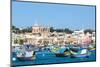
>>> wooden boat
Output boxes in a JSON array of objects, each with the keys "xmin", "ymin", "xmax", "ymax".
[
  {"xmin": 17, "ymin": 50, "xmax": 36, "ymax": 61},
  {"xmin": 17, "ymin": 56, "xmax": 35, "ymax": 61},
  {"xmin": 87, "ymin": 45, "xmax": 96, "ymax": 51},
  {"xmin": 54, "ymin": 47, "xmax": 71, "ymax": 57},
  {"xmin": 70, "ymin": 49, "xmax": 90, "ymax": 58}
]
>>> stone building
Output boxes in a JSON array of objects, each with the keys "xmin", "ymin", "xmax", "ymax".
[{"xmin": 32, "ymin": 23, "xmax": 50, "ymax": 37}]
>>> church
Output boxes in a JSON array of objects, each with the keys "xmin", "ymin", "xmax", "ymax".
[{"xmin": 32, "ymin": 23, "xmax": 50, "ymax": 37}]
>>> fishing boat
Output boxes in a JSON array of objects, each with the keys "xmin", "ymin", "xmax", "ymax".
[
  {"xmin": 13, "ymin": 44, "xmax": 36, "ymax": 61},
  {"xmin": 87, "ymin": 45, "xmax": 96, "ymax": 51},
  {"xmin": 70, "ymin": 48, "xmax": 90, "ymax": 58},
  {"xmin": 16, "ymin": 50, "xmax": 36, "ymax": 61},
  {"xmin": 17, "ymin": 56, "xmax": 35, "ymax": 61},
  {"xmin": 55, "ymin": 48, "xmax": 71, "ymax": 57},
  {"xmin": 51, "ymin": 46, "xmax": 71, "ymax": 57},
  {"xmin": 70, "ymin": 46, "xmax": 80, "ymax": 52},
  {"xmin": 54, "ymin": 46, "xmax": 79, "ymax": 57}
]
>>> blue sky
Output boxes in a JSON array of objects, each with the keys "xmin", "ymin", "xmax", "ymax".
[{"xmin": 12, "ymin": 1, "xmax": 96, "ymax": 30}]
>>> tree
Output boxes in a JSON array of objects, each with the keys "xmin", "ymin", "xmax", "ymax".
[
  {"xmin": 12, "ymin": 25, "xmax": 16, "ymax": 30},
  {"xmin": 52, "ymin": 28, "xmax": 73, "ymax": 33},
  {"xmin": 12, "ymin": 25, "xmax": 20, "ymax": 34},
  {"xmin": 50, "ymin": 27, "xmax": 54, "ymax": 32},
  {"xmin": 19, "ymin": 39, "xmax": 24, "ymax": 45},
  {"xmin": 14, "ymin": 39, "xmax": 18, "ymax": 44},
  {"xmin": 56, "ymin": 28, "xmax": 64, "ymax": 32},
  {"xmin": 20, "ymin": 26, "xmax": 32, "ymax": 33},
  {"xmin": 64, "ymin": 28, "xmax": 73, "ymax": 34},
  {"xmin": 27, "ymin": 26, "xmax": 32, "ymax": 32},
  {"xmin": 12, "ymin": 25, "xmax": 33, "ymax": 34},
  {"xmin": 84, "ymin": 29, "xmax": 94, "ymax": 34}
]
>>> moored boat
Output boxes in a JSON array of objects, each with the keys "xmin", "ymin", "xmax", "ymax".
[
  {"xmin": 70, "ymin": 48, "xmax": 90, "ymax": 58},
  {"xmin": 16, "ymin": 50, "xmax": 36, "ymax": 61},
  {"xmin": 52, "ymin": 47, "xmax": 71, "ymax": 57},
  {"xmin": 17, "ymin": 56, "xmax": 35, "ymax": 61}
]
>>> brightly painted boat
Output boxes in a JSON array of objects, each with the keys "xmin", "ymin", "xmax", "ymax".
[
  {"xmin": 16, "ymin": 50, "xmax": 36, "ymax": 61},
  {"xmin": 50, "ymin": 46, "xmax": 71, "ymax": 57},
  {"xmin": 70, "ymin": 49, "xmax": 90, "ymax": 58},
  {"xmin": 87, "ymin": 45, "xmax": 96, "ymax": 51},
  {"xmin": 12, "ymin": 45, "xmax": 35, "ymax": 61},
  {"xmin": 17, "ymin": 56, "xmax": 35, "ymax": 61}
]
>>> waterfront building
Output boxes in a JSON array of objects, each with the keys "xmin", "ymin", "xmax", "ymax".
[
  {"xmin": 32, "ymin": 23, "xmax": 50, "ymax": 37},
  {"xmin": 12, "ymin": 23, "xmax": 95, "ymax": 47}
]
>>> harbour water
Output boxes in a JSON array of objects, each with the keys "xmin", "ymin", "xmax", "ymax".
[{"xmin": 12, "ymin": 50, "xmax": 96, "ymax": 66}]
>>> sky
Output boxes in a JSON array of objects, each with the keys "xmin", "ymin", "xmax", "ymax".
[{"xmin": 12, "ymin": 1, "xmax": 96, "ymax": 30}]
